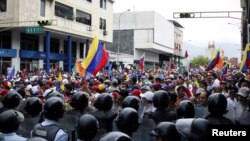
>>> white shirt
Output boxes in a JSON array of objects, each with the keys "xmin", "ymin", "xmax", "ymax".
[
  {"xmin": 43, "ymin": 88, "xmax": 54, "ymax": 98},
  {"xmin": 224, "ymin": 98, "xmax": 237, "ymax": 123},
  {"xmin": 3, "ymin": 132, "xmax": 27, "ymax": 141},
  {"xmin": 212, "ymin": 79, "xmax": 220, "ymax": 88}
]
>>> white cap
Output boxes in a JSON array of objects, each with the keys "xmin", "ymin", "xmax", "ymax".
[
  {"xmin": 62, "ymin": 79, "xmax": 68, "ymax": 84},
  {"xmin": 25, "ymin": 79, "xmax": 29, "ymax": 83},
  {"xmin": 140, "ymin": 91, "xmax": 154, "ymax": 101},
  {"xmin": 237, "ymin": 87, "xmax": 250, "ymax": 98},
  {"xmin": 63, "ymin": 74, "xmax": 68, "ymax": 78},
  {"xmin": 26, "ymin": 84, "xmax": 32, "ymax": 91}
]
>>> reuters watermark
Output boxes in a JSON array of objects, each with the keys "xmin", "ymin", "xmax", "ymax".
[
  {"xmin": 212, "ymin": 129, "xmax": 246, "ymax": 137},
  {"xmin": 209, "ymin": 126, "xmax": 249, "ymax": 140}
]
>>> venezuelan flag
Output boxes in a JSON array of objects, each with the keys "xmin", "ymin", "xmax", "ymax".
[
  {"xmin": 240, "ymin": 44, "xmax": 250, "ymax": 72},
  {"xmin": 215, "ymin": 56, "xmax": 224, "ymax": 70},
  {"xmin": 139, "ymin": 53, "xmax": 145, "ymax": 72},
  {"xmin": 81, "ymin": 36, "xmax": 109, "ymax": 76},
  {"xmin": 205, "ymin": 51, "xmax": 220, "ymax": 71}
]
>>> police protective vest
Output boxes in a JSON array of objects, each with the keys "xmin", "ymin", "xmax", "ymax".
[{"xmin": 32, "ymin": 123, "xmax": 62, "ymax": 141}]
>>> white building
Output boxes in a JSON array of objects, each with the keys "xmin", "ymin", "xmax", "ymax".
[
  {"xmin": 0, "ymin": 0, "xmax": 114, "ymax": 74},
  {"xmin": 110, "ymin": 11, "xmax": 183, "ymax": 69}
]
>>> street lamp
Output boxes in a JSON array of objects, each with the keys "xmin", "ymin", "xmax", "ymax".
[{"xmin": 117, "ymin": 9, "xmax": 130, "ymax": 63}]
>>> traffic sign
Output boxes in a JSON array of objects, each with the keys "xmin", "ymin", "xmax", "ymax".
[{"xmin": 26, "ymin": 27, "xmax": 44, "ymax": 34}]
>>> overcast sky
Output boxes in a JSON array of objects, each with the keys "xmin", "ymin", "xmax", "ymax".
[{"xmin": 113, "ymin": 0, "xmax": 242, "ymax": 59}]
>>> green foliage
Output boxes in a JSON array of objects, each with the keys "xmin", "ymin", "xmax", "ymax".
[{"xmin": 191, "ymin": 56, "xmax": 209, "ymax": 67}]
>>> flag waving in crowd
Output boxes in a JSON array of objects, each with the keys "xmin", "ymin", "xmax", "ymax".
[
  {"xmin": 240, "ymin": 43, "xmax": 250, "ymax": 72},
  {"xmin": 81, "ymin": 36, "xmax": 109, "ymax": 76},
  {"xmin": 185, "ymin": 50, "xmax": 188, "ymax": 58},
  {"xmin": 7, "ymin": 67, "xmax": 15, "ymax": 81},
  {"xmin": 139, "ymin": 53, "xmax": 145, "ymax": 73},
  {"xmin": 205, "ymin": 51, "xmax": 220, "ymax": 71}
]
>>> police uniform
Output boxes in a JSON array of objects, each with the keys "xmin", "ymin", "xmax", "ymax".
[{"xmin": 32, "ymin": 119, "xmax": 69, "ymax": 141}]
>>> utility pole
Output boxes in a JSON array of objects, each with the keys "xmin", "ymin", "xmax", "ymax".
[{"xmin": 117, "ymin": 9, "xmax": 130, "ymax": 64}]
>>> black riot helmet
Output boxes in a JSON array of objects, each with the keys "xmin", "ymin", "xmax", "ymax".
[
  {"xmin": 151, "ymin": 122, "xmax": 181, "ymax": 141},
  {"xmin": 0, "ymin": 109, "xmax": 23, "ymax": 133},
  {"xmin": 77, "ymin": 114, "xmax": 99, "ymax": 141},
  {"xmin": 208, "ymin": 93, "xmax": 227, "ymax": 116},
  {"xmin": 99, "ymin": 131, "xmax": 131, "ymax": 141},
  {"xmin": 94, "ymin": 93, "xmax": 113, "ymax": 111},
  {"xmin": 27, "ymin": 137, "xmax": 48, "ymax": 141},
  {"xmin": 25, "ymin": 97, "xmax": 43, "ymax": 117},
  {"xmin": 122, "ymin": 96, "xmax": 140, "ymax": 111},
  {"xmin": 116, "ymin": 107, "xmax": 139, "ymax": 137},
  {"xmin": 2, "ymin": 90, "xmax": 21, "ymax": 109},
  {"xmin": 70, "ymin": 91, "xmax": 89, "ymax": 112},
  {"xmin": 45, "ymin": 90, "xmax": 63, "ymax": 100},
  {"xmin": 177, "ymin": 100, "xmax": 195, "ymax": 118},
  {"xmin": 153, "ymin": 90, "xmax": 170, "ymax": 109},
  {"xmin": 176, "ymin": 118, "xmax": 209, "ymax": 141},
  {"xmin": 44, "ymin": 97, "xmax": 65, "ymax": 120}
]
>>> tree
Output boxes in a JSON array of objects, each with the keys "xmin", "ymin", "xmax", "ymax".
[{"xmin": 191, "ymin": 56, "xmax": 209, "ymax": 67}]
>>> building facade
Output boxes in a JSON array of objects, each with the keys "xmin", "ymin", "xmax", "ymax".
[
  {"xmin": 109, "ymin": 11, "xmax": 183, "ymax": 69},
  {"xmin": 205, "ymin": 42, "xmax": 224, "ymax": 59},
  {"xmin": 0, "ymin": 0, "xmax": 114, "ymax": 74}
]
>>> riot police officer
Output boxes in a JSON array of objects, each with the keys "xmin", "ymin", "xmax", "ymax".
[
  {"xmin": 17, "ymin": 97, "xmax": 43, "ymax": 138},
  {"xmin": 76, "ymin": 114, "xmax": 99, "ymax": 141},
  {"xmin": 59, "ymin": 91, "xmax": 89, "ymax": 141},
  {"xmin": 151, "ymin": 90, "xmax": 177, "ymax": 124},
  {"xmin": 176, "ymin": 118, "xmax": 209, "ymax": 141},
  {"xmin": 151, "ymin": 122, "xmax": 181, "ymax": 141},
  {"xmin": 205, "ymin": 93, "xmax": 233, "ymax": 125},
  {"xmin": 0, "ymin": 90, "xmax": 22, "ymax": 113},
  {"xmin": 122, "ymin": 96, "xmax": 141, "ymax": 111},
  {"xmin": 176, "ymin": 100, "xmax": 195, "ymax": 119},
  {"xmin": 31, "ymin": 97, "xmax": 69, "ymax": 141},
  {"xmin": 89, "ymin": 93, "xmax": 117, "ymax": 141},
  {"xmin": 116, "ymin": 107, "xmax": 139, "ymax": 137},
  {"xmin": 239, "ymin": 94, "xmax": 250, "ymax": 125},
  {"xmin": 0, "ymin": 109, "xmax": 27, "ymax": 141}
]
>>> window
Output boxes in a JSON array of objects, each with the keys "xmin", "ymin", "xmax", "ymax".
[
  {"xmin": 0, "ymin": 31, "xmax": 11, "ymax": 49},
  {"xmin": 44, "ymin": 38, "xmax": 60, "ymax": 53},
  {"xmin": 80, "ymin": 43, "xmax": 84, "ymax": 58},
  {"xmin": 55, "ymin": 2, "xmax": 73, "ymax": 20},
  {"xmin": 99, "ymin": 18, "xmax": 106, "ymax": 30},
  {"xmin": 100, "ymin": 0, "xmax": 106, "ymax": 9},
  {"xmin": 76, "ymin": 10, "xmax": 91, "ymax": 26},
  {"xmin": 21, "ymin": 33, "xmax": 39, "ymax": 51},
  {"xmin": 0, "ymin": 0, "xmax": 6, "ymax": 12},
  {"xmin": 40, "ymin": 0, "xmax": 45, "ymax": 17}
]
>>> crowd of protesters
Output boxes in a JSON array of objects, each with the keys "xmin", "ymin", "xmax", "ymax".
[{"xmin": 0, "ymin": 65, "xmax": 249, "ymax": 141}]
